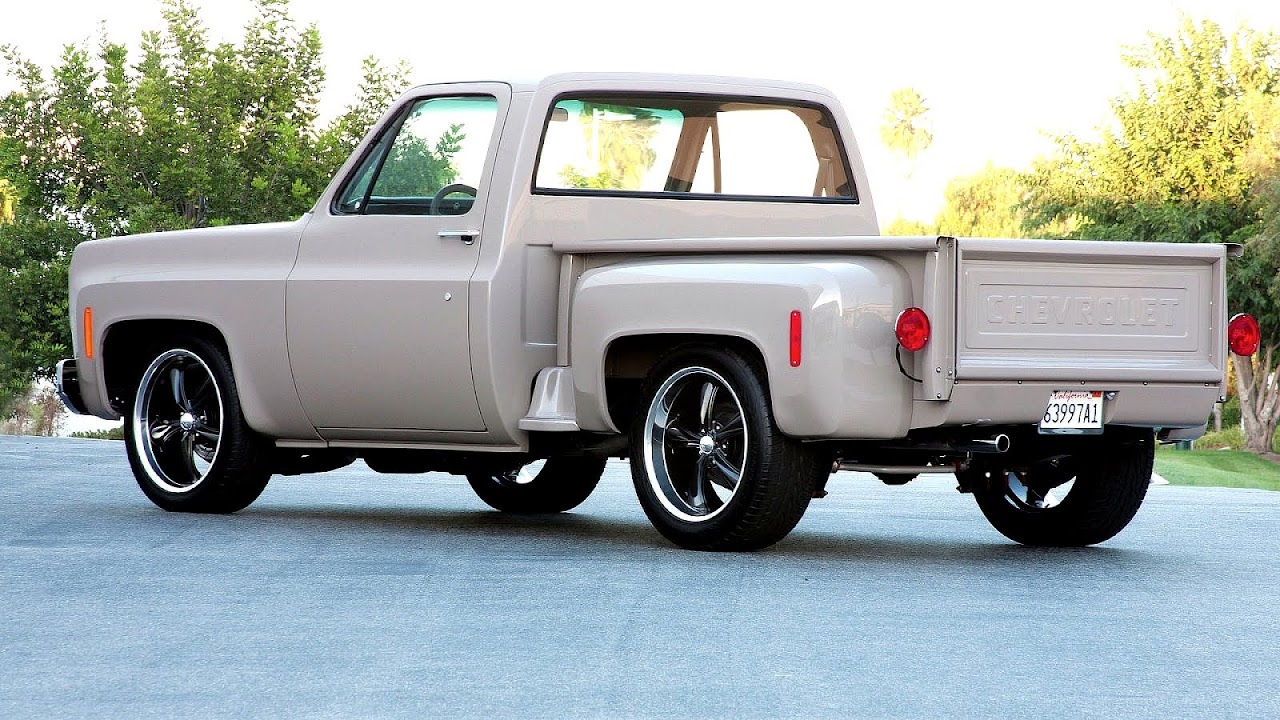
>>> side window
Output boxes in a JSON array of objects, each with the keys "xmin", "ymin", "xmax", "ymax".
[
  {"xmin": 534, "ymin": 95, "xmax": 854, "ymax": 201},
  {"xmin": 336, "ymin": 95, "xmax": 498, "ymax": 216}
]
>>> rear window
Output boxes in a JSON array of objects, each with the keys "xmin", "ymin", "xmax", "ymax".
[{"xmin": 534, "ymin": 95, "xmax": 855, "ymax": 202}]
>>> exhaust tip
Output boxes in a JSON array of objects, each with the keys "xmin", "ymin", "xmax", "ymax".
[{"xmin": 993, "ymin": 434, "xmax": 1011, "ymax": 453}]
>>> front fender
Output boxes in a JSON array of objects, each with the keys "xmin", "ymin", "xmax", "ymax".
[{"xmin": 569, "ymin": 256, "xmax": 914, "ymax": 439}]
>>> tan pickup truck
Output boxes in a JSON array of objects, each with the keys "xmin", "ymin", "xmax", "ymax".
[{"xmin": 56, "ymin": 72, "xmax": 1260, "ymax": 551}]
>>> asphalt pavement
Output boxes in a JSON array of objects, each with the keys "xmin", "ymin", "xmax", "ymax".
[{"xmin": 2, "ymin": 434, "xmax": 1278, "ymax": 719}]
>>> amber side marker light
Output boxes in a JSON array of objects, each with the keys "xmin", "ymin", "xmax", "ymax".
[
  {"xmin": 895, "ymin": 307, "xmax": 931, "ymax": 352},
  {"xmin": 1228, "ymin": 313, "xmax": 1260, "ymax": 356},
  {"xmin": 789, "ymin": 310, "xmax": 803, "ymax": 367},
  {"xmin": 83, "ymin": 307, "xmax": 94, "ymax": 359}
]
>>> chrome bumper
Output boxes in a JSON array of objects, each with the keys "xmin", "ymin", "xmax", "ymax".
[{"xmin": 55, "ymin": 359, "xmax": 89, "ymax": 415}]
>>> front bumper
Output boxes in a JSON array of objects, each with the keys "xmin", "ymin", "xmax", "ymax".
[{"xmin": 55, "ymin": 359, "xmax": 89, "ymax": 415}]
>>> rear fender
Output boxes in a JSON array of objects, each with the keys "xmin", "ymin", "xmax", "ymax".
[{"xmin": 569, "ymin": 257, "xmax": 914, "ymax": 438}]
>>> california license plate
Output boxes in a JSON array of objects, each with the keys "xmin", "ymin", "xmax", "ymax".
[{"xmin": 1039, "ymin": 391, "xmax": 1104, "ymax": 434}]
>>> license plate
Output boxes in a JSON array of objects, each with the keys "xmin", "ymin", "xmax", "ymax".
[{"xmin": 1039, "ymin": 391, "xmax": 1104, "ymax": 434}]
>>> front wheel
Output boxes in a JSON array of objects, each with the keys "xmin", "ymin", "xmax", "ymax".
[
  {"xmin": 466, "ymin": 456, "xmax": 606, "ymax": 513},
  {"xmin": 124, "ymin": 336, "xmax": 271, "ymax": 513},
  {"xmin": 630, "ymin": 345, "xmax": 821, "ymax": 551},
  {"xmin": 968, "ymin": 430, "xmax": 1154, "ymax": 546}
]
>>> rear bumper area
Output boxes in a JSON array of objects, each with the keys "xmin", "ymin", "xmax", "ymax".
[
  {"xmin": 55, "ymin": 359, "xmax": 89, "ymax": 415},
  {"xmin": 910, "ymin": 380, "xmax": 1220, "ymax": 431}
]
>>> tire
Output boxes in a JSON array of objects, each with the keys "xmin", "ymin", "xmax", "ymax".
[
  {"xmin": 969, "ymin": 430, "xmax": 1154, "ymax": 547},
  {"xmin": 629, "ymin": 345, "xmax": 821, "ymax": 551},
  {"xmin": 466, "ymin": 456, "xmax": 607, "ymax": 513},
  {"xmin": 124, "ymin": 336, "xmax": 271, "ymax": 513}
]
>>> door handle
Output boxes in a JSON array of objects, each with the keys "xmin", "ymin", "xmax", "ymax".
[{"xmin": 438, "ymin": 229, "xmax": 480, "ymax": 245}]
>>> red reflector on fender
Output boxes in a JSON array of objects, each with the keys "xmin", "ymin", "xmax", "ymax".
[{"xmin": 789, "ymin": 310, "xmax": 802, "ymax": 367}]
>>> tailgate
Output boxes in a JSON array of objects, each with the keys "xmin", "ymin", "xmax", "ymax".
[{"xmin": 951, "ymin": 238, "xmax": 1225, "ymax": 385}]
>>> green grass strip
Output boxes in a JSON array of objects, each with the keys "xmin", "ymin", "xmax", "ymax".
[{"xmin": 1154, "ymin": 448, "xmax": 1280, "ymax": 491}]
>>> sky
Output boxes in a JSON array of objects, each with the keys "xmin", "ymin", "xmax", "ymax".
[{"xmin": 4, "ymin": 0, "xmax": 1280, "ymax": 224}]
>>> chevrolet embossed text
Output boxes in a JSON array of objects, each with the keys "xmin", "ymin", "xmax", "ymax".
[{"xmin": 985, "ymin": 294, "xmax": 1180, "ymax": 327}]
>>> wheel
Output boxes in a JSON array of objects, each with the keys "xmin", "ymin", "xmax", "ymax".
[
  {"xmin": 429, "ymin": 183, "xmax": 477, "ymax": 215},
  {"xmin": 968, "ymin": 430, "xmax": 1154, "ymax": 546},
  {"xmin": 466, "ymin": 456, "xmax": 607, "ymax": 513},
  {"xmin": 630, "ymin": 345, "xmax": 821, "ymax": 551},
  {"xmin": 124, "ymin": 336, "xmax": 271, "ymax": 513}
]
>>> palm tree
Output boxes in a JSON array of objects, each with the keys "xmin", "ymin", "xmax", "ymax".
[{"xmin": 880, "ymin": 88, "xmax": 933, "ymax": 180}]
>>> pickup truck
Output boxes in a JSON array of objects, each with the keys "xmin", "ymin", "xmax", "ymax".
[{"xmin": 56, "ymin": 72, "xmax": 1259, "ymax": 551}]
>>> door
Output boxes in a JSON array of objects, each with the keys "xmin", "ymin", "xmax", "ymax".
[{"xmin": 286, "ymin": 87, "xmax": 508, "ymax": 434}]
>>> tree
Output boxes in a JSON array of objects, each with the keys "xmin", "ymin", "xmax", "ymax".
[
  {"xmin": 934, "ymin": 164, "xmax": 1029, "ymax": 238},
  {"xmin": 882, "ymin": 217, "xmax": 936, "ymax": 236},
  {"xmin": 879, "ymin": 87, "xmax": 932, "ymax": 179},
  {"xmin": 0, "ymin": 0, "xmax": 407, "ymax": 416},
  {"xmin": 0, "ymin": 177, "xmax": 14, "ymax": 223},
  {"xmin": 561, "ymin": 103, "xmax": 660, "ymax": 190},
  {"xmin": 882, "ymin": 163, "xmax": 1065, "ymax": 240},
  {"xmin": 1025, "ymin": 17, "xmax": 1280, "ymax": 453}
]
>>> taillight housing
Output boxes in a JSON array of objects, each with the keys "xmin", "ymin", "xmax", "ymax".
[
  {"xmin": 895, "ymin": 307, "xmax": 931, "ymax": 352},
  {"xmin": 1228, "ymin": 313, "xmax": 1260, "ymax": 356}
]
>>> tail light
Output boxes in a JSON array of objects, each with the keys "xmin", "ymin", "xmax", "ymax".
[
  {"xmin": 1228, "ymin": 313, "xmax": 1260, "ymax": 356},
  {"xmin": 895, "ymin": 307, "xmax": 931, "ymax": 352}
]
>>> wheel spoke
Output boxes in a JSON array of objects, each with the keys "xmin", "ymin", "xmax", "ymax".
[
  {"xmin": 170, "ymin": 367, "xmax": 191, "ymax": 411},
  {"xmin": 708, "ymin": 450, "xmax": 741, "ymax": 490},
  {"xmin": 716, "ymin": 414, "xmax": 744, "ymax": 437},
  {"xmin": 692, "ymin": 455, "xmax": 709, "ymax": 509},
  {"xmin": 194, "ymin": 427, "xmax": 220, "ymax": 444},
  {"xmin": 665, "ymin": 424, "xmax": 701, "ymax": 447},
  {"xmin": 698, "ymin": 381, "xmax": 718, "ymax": 427},
  {"xmin": 181, "ymin": 434, "xmax": 199, "ymax": 475},
  {"xmin": 149, "ymin": 419, "xmax": 182, "ymax": 444}
]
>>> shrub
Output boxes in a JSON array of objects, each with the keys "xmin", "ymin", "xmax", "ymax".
[
  {"xmin": 70, "ymin": 426, "xmax": 124, "ymax": 441},
  {"xmin": 1194, "ymin": 426, "xmax": 1244, "ymax": 450}
]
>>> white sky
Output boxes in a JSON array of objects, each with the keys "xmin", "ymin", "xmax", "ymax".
[{"xmin": 4, "ymin": 0, "xmax": 1280, "ymax": 225}]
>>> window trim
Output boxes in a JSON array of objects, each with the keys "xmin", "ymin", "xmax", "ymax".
[
  {"xmin": 330, "ymin": 93, "xmax": 500, "ymax": 217},
  {"xmin": 530, "ymin": 92, "xmax": 859, "ymax": 204}
]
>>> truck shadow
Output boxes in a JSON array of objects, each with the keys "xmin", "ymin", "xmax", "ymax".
[{"xmin": 239, "ymin": 504, "xmax": 1152, "ymax": 569}]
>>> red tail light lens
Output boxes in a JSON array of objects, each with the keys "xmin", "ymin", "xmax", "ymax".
[
  {"xmin": 896, "ymin": 307, "xmax": 931, "ymax": 352},
  {"xmin": 1228, "ymin": 313, "xmax": 1260, "ymax": 356}
]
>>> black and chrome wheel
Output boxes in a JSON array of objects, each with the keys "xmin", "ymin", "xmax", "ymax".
[
  {"xmin": 968, "ymin": 430, "xmax": 1154, "ymax": 547},
  {"xmin": 466, "ymin": 456, "xmax": 606, "ymax": 513},
  {"xmin": 124, "ymin": 336, "xmax": 270, "ymax": 513},
  {"xmin": 630, "ymin": 345, "xmax": 820, "ymax": 551}
]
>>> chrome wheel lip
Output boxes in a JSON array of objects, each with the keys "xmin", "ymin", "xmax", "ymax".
[
  {"xmin": 131, "ymin": 349, "xmax": 224, "ymax": 494},
  {"xmin": 1001, "ymin": 471, "xmax": 1071, "ymax": 512},
  {"xmin": 642, "ymin": 366, "xmax": 748, "ymax": 523},
  {"xmin": 497, "ymin": 459, "xmax": 547, "ymax": 486}
]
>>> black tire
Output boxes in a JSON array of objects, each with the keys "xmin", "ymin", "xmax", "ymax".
[
  {"xmin": 969, "ymin": 430, "xmax": 1154, "ymax": 546},
  {"xmin": 124, "ymin": 336, "xmax": 271, "ymax": 513},
  {"xmin": 629, "ymin": 345, "xmax": 821, "ymax": 551},
  {"xmin": 466, "ymin": 456, "xmax": 607, "ymax": 513}
]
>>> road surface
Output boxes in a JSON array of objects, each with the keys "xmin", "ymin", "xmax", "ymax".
[{"xmin": 2, "ymin": 435, "xmax": 1277, "ymax": 718}]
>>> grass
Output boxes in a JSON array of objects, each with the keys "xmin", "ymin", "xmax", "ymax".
[{"xmin": 1154, "ymin": 448, "xmax": 1280, "ymax": 491}]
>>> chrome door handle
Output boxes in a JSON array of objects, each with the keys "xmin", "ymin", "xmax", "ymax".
[{"xmin": 438, "ymin": 229, "xmax": 480, "ymax": 245}]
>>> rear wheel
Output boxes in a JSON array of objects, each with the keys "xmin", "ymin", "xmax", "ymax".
[
  {"xmin": 124, "ymin": 336, "xmax": 271, "ymax": 513},
  {"xmin": 630, "ymin": 345, "xmax": 820, "ymax": 551},
  {"xmin": 466, "ymin": 456, "xmax": 606, "ymax": 513},
  {"xmin": 968, "ymin": 430, "xmax": 1154, "ymax": 546}
]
